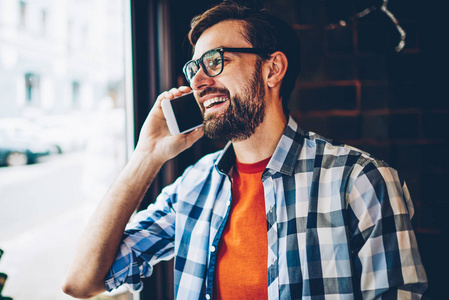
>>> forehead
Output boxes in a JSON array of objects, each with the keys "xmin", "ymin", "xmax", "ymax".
[{"xmin": 192, "ymin": 20, "xmax": 252, "ymax": 59}]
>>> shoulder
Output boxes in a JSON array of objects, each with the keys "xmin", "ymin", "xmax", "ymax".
[
  {"xmin": 301, "ymin": 130, "xmax": 402, "ymax": 192},
  {"xmin": 302, "ymin": 130, "xmax": 384, "ymax": 170}
]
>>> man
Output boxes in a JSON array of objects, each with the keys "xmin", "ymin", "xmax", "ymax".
[{"xmin": 62, "ymin": 2, "xmax": 427, "ymax": 299}]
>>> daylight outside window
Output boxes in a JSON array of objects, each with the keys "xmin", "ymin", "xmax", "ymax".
[{"xmin": 0, "ymin": 0, "xmax": 133, "ymax": 299}]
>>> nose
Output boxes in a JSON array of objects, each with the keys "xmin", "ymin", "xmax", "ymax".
[{"xmin": 190, "ymin": 67, "xmax": 215, "ymax": 91}]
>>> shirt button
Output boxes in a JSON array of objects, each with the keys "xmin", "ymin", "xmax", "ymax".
[
  {"xmin": 210, "ymin": 246, "xmax": 216, "ymax": 252},
  {"xmin": 206, "ymin": 294, "xmax": 211, "ymax": 300}
]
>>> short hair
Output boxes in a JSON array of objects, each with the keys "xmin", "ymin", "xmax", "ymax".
[{"xmin": 188, "ymin": 1, "xmax": 301, "ymax": 112}]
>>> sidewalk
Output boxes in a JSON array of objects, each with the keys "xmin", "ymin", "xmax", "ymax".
[
  {"xmin": 0, "ymin": 200, "xmax": 96, "ymax": 299},
  {"xmin": 0, "ymin": 202, "xmax": 133, "ymax": 300}
]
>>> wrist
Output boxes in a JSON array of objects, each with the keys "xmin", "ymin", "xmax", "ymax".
[
  {"xmin": 109, "ymin": 151, "xmax": 164, "ymax": 198},
  {"xmin": 128, "ymin": 150, "xmax": 165, "ymax": 174}
]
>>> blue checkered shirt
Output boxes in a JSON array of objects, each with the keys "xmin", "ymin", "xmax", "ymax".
[{"xmin": 105, "ymin": 116, "xmax": 427, "ymax": 299}]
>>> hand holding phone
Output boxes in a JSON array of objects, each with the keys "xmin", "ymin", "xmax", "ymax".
[{"xmin": 161, "ymin": 92, "xmax": 203, "ymax": 135}]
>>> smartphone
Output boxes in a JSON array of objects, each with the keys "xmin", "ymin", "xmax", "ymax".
[{"xmin": 161, "ymin": 92, "xmax": 203, "ymax": 135}]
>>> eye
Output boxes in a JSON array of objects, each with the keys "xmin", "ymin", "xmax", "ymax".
[{"xmin": 208, "ymin": 57, "xmax": 222, "ymax": 68}]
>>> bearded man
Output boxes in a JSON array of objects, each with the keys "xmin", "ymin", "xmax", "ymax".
[{"xmin": 63, "ymin": 1, "xmax": 427, "ymax": 299}]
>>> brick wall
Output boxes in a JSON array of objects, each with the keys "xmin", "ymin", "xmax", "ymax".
[
  {"xmin": 273, "ymin": 0, "xmax": 446, "ymax": 297},
  {"xmin": 172, "ymin": 0, "xmax": 447, "ymax": 297}
]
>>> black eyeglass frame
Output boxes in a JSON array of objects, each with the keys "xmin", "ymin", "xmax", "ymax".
[{"xmin": 182, "ymin": 47, "xmax": 274, "ymax": 83}]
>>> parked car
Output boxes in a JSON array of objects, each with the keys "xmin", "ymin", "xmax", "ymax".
[
  {"xmin": 0, "ymin": 121, "xmax": 52, "ymax": 167},
  {"xmin": 34, "ymin": 115, "xmax": 89, "ymax": 153}
]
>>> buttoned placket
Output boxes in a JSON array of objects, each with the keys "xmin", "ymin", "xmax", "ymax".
[{"xmin": 204, "ymin": 169, "xmax": 233, "ymax": 300}]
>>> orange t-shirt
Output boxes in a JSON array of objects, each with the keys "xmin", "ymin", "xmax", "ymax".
[{"xmin": 213, "ymin": 157, "xmax": 270, "ymax": 300}]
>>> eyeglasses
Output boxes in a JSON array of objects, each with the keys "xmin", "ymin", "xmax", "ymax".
[{"xmin": 183, "ymin": 47, "xmax": 273, "ymax": 83}]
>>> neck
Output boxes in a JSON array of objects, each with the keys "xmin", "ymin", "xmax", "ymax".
[{"xmin": 232, "ymin": 104, "xmax": 287, "ymax": 164}]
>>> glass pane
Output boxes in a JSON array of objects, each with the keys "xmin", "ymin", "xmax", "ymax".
[{"xmin": 0, "ymin": 1, "xmax": 132, "ymax": 299}]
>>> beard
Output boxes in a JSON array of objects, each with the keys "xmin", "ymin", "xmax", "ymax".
[{"xmin": 200, "ymin": 60, "xmax": 266, "ymax": 142}]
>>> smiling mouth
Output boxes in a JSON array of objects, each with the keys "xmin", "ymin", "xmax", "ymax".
[{"xmin": 203, "ymin": 97, "xmax": 229, "ymax": 109}]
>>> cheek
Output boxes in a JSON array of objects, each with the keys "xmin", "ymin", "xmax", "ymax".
[
  {"xmin": 218, "ymin": 62, "xmax": 259, "ymax": 95},
  {"xmin": 220, "ymin": 76, "xmax": 247, "ymax": 97}
]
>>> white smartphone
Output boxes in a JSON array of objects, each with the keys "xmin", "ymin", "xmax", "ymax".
[{"xmin": 161, "ymin": 92, "xmax": 203, "ymax": 135}]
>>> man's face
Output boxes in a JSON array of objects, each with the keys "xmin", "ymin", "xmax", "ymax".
[{"xmin": 190, "ymin": 20, "xmax": 267, "ymax": 141}]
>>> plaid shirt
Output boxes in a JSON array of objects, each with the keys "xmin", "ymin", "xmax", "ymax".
[{"xmin": 105, "ymin": 116, "xmax": 427, "ymax": 299}]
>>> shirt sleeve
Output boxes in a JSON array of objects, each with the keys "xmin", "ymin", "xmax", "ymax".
[
  {"xmin": 104, "ymin": 182, "xmax": 178, "ymax": 293},
  {"xmin": 346, "ymin": 159, "xmax": 428, "ymax": 299}
]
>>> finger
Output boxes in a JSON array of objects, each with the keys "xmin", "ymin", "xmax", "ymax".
[
  {"xmin": 164, "ymin": 90, "xmax": 176, "ymax": 99},
  {"xmin": 156, "ymin": 91, "xmax": 168, "ymax": 103},
  {"xmin": 155, "ymin": 92, "xmax": 175, "ymax": 112},
  {"xmin": 183, "ymin": 127, "xmax": 204, "ymax": 148},
  {"xmin": 168, "ymin": 86, "xmax": 191, "ymax": 98},
  {"xmin": 178, "ymin": 86, "xmax": 191, "ymax": 93},
  {"xmin": 156, "ymin": 87, "xmax": 192, "ymax": 107},
  {"xmin": 166, "ymin": 88, "xmax": 182, "ymax": 99}
]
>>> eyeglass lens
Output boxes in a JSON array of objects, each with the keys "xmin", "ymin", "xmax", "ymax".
[
  {"xmin": 203, "ymin": 50, "xmax": 222, "ymax": 75},
  {"xmin": 185, "ymin": 49, "xmax": 223, "ymax": 82}
]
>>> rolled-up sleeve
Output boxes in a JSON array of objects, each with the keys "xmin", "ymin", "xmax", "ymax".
[
  {"xmin": 104, "ymin": 184, "xmax": 178, "ymax": 292},
  {"xmin": 347, "ymin": 159, "xmax": 428, "ymax": 298}
]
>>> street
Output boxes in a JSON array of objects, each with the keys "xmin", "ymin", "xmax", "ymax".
[
  {"xmin": 0, "ymin": 152, "xmax": 125, "ymax": 300},
  {"xmin": 0, "ymin": 153, "xmax": 87, "ymax": 241}
]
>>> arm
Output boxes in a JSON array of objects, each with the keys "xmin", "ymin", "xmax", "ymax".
[
  {"xmin": 347, "ymin": 160, "xmax": 427, "ymax": 299},
  {"xmin": 62, "ymin": 86, "xmax": 204, "ymax": 299}
]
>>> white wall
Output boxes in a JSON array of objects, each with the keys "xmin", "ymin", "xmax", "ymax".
[{"xmin": 0, "ymin": 0, "xmax": 124, "ymax": 118}]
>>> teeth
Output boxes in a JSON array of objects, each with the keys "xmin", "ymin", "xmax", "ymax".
[{"xmin": 203, "ymin": 97, "xmax": 228, "ymax": 108}]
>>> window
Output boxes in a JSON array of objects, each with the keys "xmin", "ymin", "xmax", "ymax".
[
  {"xmin": 72, "ymin": 80, "xmax": 80, "ymax": 107},
  {"xmin": 41, "ymin": 9, "xmax": 47, "ymax": 34},
  {"xmin": 0, "ymin": 1, "xmax": 134, "ymax": 299},
  {"xmin": 24, "ymin": 73, "xmax": 40, "ymax": 106},
  {"xmin": 19, "ymin": 1, "xmax": 26, "ymax": 28},
  {"xmin": 67, "ymin": 20, "xmax": 73, "ymax": 51}
]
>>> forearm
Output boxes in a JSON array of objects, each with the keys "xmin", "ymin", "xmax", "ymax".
[
  {"xmin": 62, "ymin": 86, "xmax": 203, "ymax": 298},
  {"xmin": 62, "ymin": 151, "xmax": 164, "ymax": 299}
]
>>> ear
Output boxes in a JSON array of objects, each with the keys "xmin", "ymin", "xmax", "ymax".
[{"xmin": 266, "ymin": 51, "xmax": 288, "ymax": 88}]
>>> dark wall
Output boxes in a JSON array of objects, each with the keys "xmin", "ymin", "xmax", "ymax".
[
  {"xmin": 138, "ymin": 0, "xmax": 446, "ymax": 298},
  {"xmin": 279, "ymin": 1, "xmax": 446, "ymax": 298}
]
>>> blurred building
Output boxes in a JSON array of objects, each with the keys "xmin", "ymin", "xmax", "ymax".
[{"xmin": 0, "ymin": 0, "xmax": 125, "ymax": 118}]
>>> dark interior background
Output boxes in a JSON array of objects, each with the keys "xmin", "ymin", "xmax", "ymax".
[{"xmin": 132, "ymin": 0, "xmax": 447, "ymax": 298}]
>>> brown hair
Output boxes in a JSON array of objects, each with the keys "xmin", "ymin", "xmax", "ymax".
[{"xmin": 188, "ymin": 1, "xmax": 301, "ymax": 112}]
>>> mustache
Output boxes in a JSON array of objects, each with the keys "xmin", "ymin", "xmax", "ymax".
[{"xmin": 197, "ymin": 87, "xmax": 230, "ymax": 99}]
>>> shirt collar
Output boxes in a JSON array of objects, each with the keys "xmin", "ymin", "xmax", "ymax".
[{"xmin": 215, "ymin": 116, "xmax": 305, "ymax": 176}]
